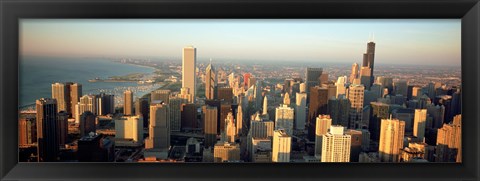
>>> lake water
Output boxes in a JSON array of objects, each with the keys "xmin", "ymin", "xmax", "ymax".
[{"xmin": 20, "ymin": 56, "xmax": 161, "ymax": 108}]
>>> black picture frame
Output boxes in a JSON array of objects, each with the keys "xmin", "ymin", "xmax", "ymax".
[{"xmin": 1, "ymin": 0, "xmax": 479, "ymax": 180}]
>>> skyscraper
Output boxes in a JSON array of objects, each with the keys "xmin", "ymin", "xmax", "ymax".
[
  {"xmin": 181, "ymin": 103, "xmax": 198, "ymax": 130},
  {"xmin": 413, "ymin": 109, "xmax": 427, "ymax": 142},
  {"xmin": 79, "ymin": 111, "xmax": 96, "ymax": 137},
  {"xmin": 308, "ymin": 86, "xmax": 329, "ymax": 140},
  {"xmin": 359, "ymin": 67, "xmax": 372, "ymax": 90},
  {"xmin": 52, "ymin": 82, "xmax": 68, "ymax": 113},
  {"xmin": 315, "ymin": 115, "xmax": 332, "ymax": 158},
  {"xmin": 327, "ymin": 96, "xmax": 350, "ymax": 127},
  {"xmin": 283, "ymin": 92, "xmax": 291, "ymax": 106},
  {"xmin": 135, "ymin": 97, "xmax": 150, "ymax": 128},
  {"xmin": 362, "ymin": 40, "xmax": 376, "ymax": 85},
  {"xmin": 306, "ymin": 67, "xmax": 323, "ymax": 92},
  {"xmin": 123, "ymin": 90, "xmax": 133, "ymax": 115},
  {"xmin": 236, "ymin": 105, "xmax": 243, "ymax": 135},
  {"xmin": 36, "ymin": 98, "xmax": 58, "ymax": 162},
  {"xmin": 205, "ymin": 61, "xmax": 217, "ymax": 100},
  {"xmin": 369, "ymin": 102, "xmax": 390, "ymax": 141},
  {"xmin": 345, "ymin": 129, "xmax": 362, "ymax": 162},
  {"xmin": 347, "ymin": 84, "xmax": 365, "ymax": 129},
  {"xmin": 225, "ymin": 112, "xmax": 236, "ymax": 143},
  {"xmin": 78, "ymin": 94, "xmax": 97, "ymax": 117},
  {"xmin": 394, "ymin": 80, "xmax": 408, "ymax": 97},
  {"xmin": 336, "ymin": 76, "xmax": 347, "ymax": 98},
  {"xmin": 151, "ymin": 90, "xmax": 171, "ymax": 104},
  {"xmin": 115, "ymin": 115, "xmax": 143, "ymax": 143},
  {"xmin": 214, "ymin": 142, "xmax": 240, "ymax": 162},
  {"xmin": 218, "ymin": 87, "xmax": 233, "ymax": 103},
  {"xmin": 436, "ymin": 114, "xmax": 461, "ymax": 162},
  {"xmin": 69, "ymin": 83, "xmax": 82, "ymax": 117},
  {"xmin": 275, "ymin": 104, "xmax": 295, "ymax": 136},
  {"xmin": 295, "ymin": 92, "xmax": 307, "ymax": 130},
  {"xmin": 145, "ymin": 102, "xmax": 170, "ymax": 150},
  {"xmin": 272, "ymin": 129, "xmax": 291, "ymax": 162},
  {"xmin": 204, "ymin": 105, "xmax": 218, "ymax": 148},
  {"xmin": 379, "ymin": 118, "xmax": 405, "ymax": 162},
  {"xmin": 182, "ymin": 46, "xmax": 197, "ymax": 103},
  {"xmin": 321, "ymin": 125, "xmax": 351, "ymax": 162},
  {"xmin": 349, "ymin": 63, "xmax": 359, "ymax": 84},
  {"xmin": 169, "ymin": 97, "xmax": 187, "ymax": 132},
  {"xmin": 97, "ymin": 93, "xmax": 114, "ymax": 116},
  {"xmin": 19, "ymin": 116, "xmax": 36, "ymax": 146},
  {"xmin": 56, "ymin": 111, "xmax": 68, "ymax": 146},
  {"xmin": 179, "ymin": 87, "xmax": 194, "ymax": 103}
]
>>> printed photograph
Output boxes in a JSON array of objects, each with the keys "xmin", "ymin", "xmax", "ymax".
[{"xmin": 18, "ymin": 19, "xmax": 461, "ymax": 163}]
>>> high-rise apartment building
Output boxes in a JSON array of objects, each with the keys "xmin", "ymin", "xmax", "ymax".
[
  {"xmin": 79, "ymin": 95, "xmax": 97, "ymax": 116},
  {"xmin": 52, "ymin": 82, "xmax": 68, "ymax": 113},
  {"xmin": 69, "ymin": 83, "xmax": 82, "ymax": 117},
  {"xmin": 182, "ymin": 46, "xmax": 197, "ymax": 103},
  {"xmin": 321, "ymin": 125, "xmax": 351, "ymax": 162}
]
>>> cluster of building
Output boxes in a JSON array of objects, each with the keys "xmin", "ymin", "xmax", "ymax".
[{"xmin": 19, "ymin": 40, "xmax": 462, "ymax": 163}]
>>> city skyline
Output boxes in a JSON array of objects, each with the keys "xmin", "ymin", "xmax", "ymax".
[
  {"xmin": 19, "ymin": 24, "xmax": 462, "ymax": 163},
  {"xmin": 20, "ymin": 19, "xmax": 460, "ymax": 66}
]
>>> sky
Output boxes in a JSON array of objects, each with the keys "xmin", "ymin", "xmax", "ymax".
[{"xmin": 20, "ymin": 19, "xmax": 461, "ymax": 66}]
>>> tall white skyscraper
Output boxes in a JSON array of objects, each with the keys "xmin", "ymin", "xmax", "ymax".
[
  {"xmin": 272, "ymin": 129, "xmax": 291, "ymax": 162},
  {"xmin": 182, "ymin": 46, "xmax": 196, "ymax": 103},
  {"xmin": 413, "ymin": 109, "xmax": 427, "ymax": 142},
  {"xmin": 315, "ymin": 115, "xmax": 332, "ymax": 157},
  {"xmin": 275, "ymin": 104, "xmax": 294, "ymax": 135},
  {"xmin": 262, "ymin": 95, "xmax": 268, "ymax": 115},
  {"xmin": 295, "ymin": 92, "xmax": 307, "ymax": 130},
  {"xmin": 321, "ymin": 125, "xmax": 351, "ymax": 162}
]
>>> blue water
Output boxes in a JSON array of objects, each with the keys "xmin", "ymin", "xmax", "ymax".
[{"xmin": 20, "ymin": 56, "xmax": 157, "ymax": 107}]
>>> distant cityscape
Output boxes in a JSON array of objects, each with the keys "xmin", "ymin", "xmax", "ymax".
[{"xmin": 19, "ymin": 39, "xmax": 462, "ymax": 163}]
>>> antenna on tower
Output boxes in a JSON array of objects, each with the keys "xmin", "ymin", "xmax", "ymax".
[
  {"xmin": 210, "ymin": 58, "xmax": 212, "ymax": 64},
  {"xmin": 372, "ymin": 33, "xmax": 375, "ymax": 42}
]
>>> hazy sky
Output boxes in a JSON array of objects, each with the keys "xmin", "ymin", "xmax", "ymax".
[{"xmin": 20, "ymin": 19, "xmax": 461, "ymax": 66}]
